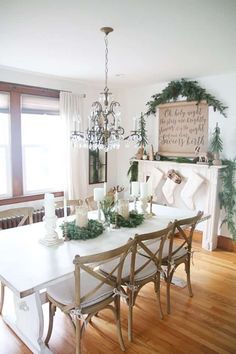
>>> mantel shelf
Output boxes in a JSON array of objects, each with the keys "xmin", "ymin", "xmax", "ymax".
[{"xmin": 134, "ymin": 159, "xmax": 226, "ymax": 170}]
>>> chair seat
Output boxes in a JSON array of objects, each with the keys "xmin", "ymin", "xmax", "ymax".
[
  {"xmin": 47, "ymin": 272, "xmax": 114, "ymax": 309},
  {"xmin": 100, "ymin": 252, "xmax": 158, "ymax": 283}
]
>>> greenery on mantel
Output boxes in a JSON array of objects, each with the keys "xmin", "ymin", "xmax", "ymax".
[
  {"xmin": 145, "ymin": 78, "xmax": 227, "ymax": 117},
  {"xmin": 127, "ymin": 160, "xmax": 138, "ymax": 182},
  {"xmin": 219, "ymin": 159, "xmax": 236, "ymax": 241}
]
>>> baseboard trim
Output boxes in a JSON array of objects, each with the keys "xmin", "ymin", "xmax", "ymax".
[{"xmin": 217, "ymin": 236, "xmax": 236, "ymax": 252}]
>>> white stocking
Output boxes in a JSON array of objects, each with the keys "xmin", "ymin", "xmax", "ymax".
[
  {"xmin": 162, "ymin": 178, "xmax": 178, "ymax": 205},
  {"xmin": 181, "ymin": 172, "xmax": 204, "ymax": 210},
  {"xmin": 147, "ymin": 168, "xmax": 163, "ymax": 197}
]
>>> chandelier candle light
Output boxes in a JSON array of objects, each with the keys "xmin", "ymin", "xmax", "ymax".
[{"xmin": 40, "ymin": 193, "xmax": 63, "ymax": 246}]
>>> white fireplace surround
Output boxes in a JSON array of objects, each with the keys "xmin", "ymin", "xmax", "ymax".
[{"xmin": 137, "ymin": 160, "xmax": 225, "ymax": 251}]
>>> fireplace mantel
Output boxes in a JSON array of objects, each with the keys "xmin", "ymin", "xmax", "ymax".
[{"xmin": 137, "ymin": 160, "xmax": 225, "ymax": 251}]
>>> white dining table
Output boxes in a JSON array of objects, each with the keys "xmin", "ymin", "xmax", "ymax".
[{"xmin": 0, "ymin": 203, "xmax": 196, "ymax": 354}]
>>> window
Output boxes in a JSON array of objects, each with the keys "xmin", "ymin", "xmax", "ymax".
[
  {"xmin": 0, "ymin": 92, "xmax": 11, "ymax": 197},
  {"xmin": 0, "ymin": 82, "xmax": 64, "ymax": 205}
]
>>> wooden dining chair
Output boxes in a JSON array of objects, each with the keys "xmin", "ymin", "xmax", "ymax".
[
  {"xmin": 55, "ymin": 199, "xmax": 83, "ymax": 215},
  {"xmin": 0, "ymin": 207, "xmax": 34, "ymax": 315},
  {"xmin": 85, "ymin": 196, "xmax": 97, "ymax": 211},
  {"xmin": 45, "ymin": 240, "xmax": 133, "ymax": 354},
  {"xmin": 162, "ymin": 211, "xmax": 204, "ymax": 314},
  {"xmin": 100, "ymin": 223, "xmax": 174, "ymax": 342}
]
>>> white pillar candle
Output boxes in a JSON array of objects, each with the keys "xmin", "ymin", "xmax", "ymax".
[
  {"xmin": 44, "ymin": 193, "xmax": 55, "ymax": 218},
  {"xmin": 131, "ymin": 181, "xmax": 140, "ymax": 197},
  {"xmin": 94, "ymin": 188, "xmax": 104, "ymax": 202},
  {"xmin": 118, "ymin": 200, "xmax": 129, "ymax": 219},
  {"xmin": 103, "ymin": 182, "xmax": 107, "ymax": 196},
  {"xmin": 140, "ymin": 182, "xmax": 148, "ymax": 198},
  {"xmin": 76, "ymin": 206, "xmax": 88, "ymax": 228}
]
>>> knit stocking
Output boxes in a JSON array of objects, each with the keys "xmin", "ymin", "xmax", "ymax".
[
  {"xmin": 162, "ymin": 169, "xmax": 182, "ymax": 205},
  {"xmin": 147, "ymin": 168, "xmax": 164, "ymax": 197},
  {"xmin": 181, "ymin": 172, "xmax": 204, "ymax": 210}
]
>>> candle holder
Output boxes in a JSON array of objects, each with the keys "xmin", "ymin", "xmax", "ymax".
[
  {"xmin": 40, "ymin": 215, "xmax": 63, "ymax": 246},
  {"xmin": 140, "ymin": 197, "xmax": 148, "ymax": 217},
  {"xmin": 149, "ymin": 196, "xmax": 156, "ymax": 216},
  {"xmin": 63, "ymin": 221, "xmax": 69, "ymax": 241},
  {"xmin": 132, "ymin": 195, "xmax": 139, "ymax": 211},
  {"xmin": 97, "ymin": 201, "xmax": 102, "ymax": 221}
]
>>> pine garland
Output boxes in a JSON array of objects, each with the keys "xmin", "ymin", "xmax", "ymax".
[
  {"xmin": 61, "ymin": 219, "xmax": 104, "ymax": 240},
  {"xmin": 145, "ymin": 78, "xmax": 227, "ymax": 117},
  {"xmin": 219, "ymin": 159, "xmax": 236, "ymax": 241},
  {"xmin": 110, "ymin": 210, "xmax": 145, "ymax": 228}
]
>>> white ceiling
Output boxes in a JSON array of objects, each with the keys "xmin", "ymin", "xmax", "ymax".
[{"xmin": 0, "ymin": 0, "xmax": 236, "ymax": 86}]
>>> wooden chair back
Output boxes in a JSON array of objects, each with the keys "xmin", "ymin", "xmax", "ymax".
[
  {"xmin": 168, "ymin": 211, "xmax": 204, "ymax": 260},
  {"xmin": 55, "ymin": 199, "xmax": 83, "ymax": 215},
  {"xmin": 85, "ymin": 196, "xmax": 97, "ymax": 211},
  {"xmin": 0, "ymin": 207, "xmax": 34, "ymax": 227},
  {"xmin": 131, "ymin": 223, "xmax": 174, "ymax": 283},
  {"xmin": 71, "ymin": 239, "xmax": 134, "ymax": 310}
]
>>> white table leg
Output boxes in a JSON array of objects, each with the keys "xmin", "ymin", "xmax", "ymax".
[{"xmin": 2, "ymin": 288, "xmax": 52, "ymax": 354}]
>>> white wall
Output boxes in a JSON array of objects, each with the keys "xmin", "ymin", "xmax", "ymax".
[
  {"xmin": 116, "ymin": 72, "xmax": 236, "ymax": 238},
  {"xmin": 116, "ymin": 72, "xmax": 236, "ymax": 186},
  {"xmin": 0, "ymin": 67, "xmax": 118, "ymax": 208}
]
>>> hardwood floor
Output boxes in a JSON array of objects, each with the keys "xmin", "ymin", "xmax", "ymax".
[{"xmin": 1, "ymin": 243, "xmax": 236, "ymax": 354}]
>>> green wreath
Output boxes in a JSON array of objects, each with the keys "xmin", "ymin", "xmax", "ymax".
[
  {"xmin": 110, "ymin": 210, "xmax": 145, "ymax": 228},
  {"xmin": 61, "ymin": 219, "xmax": 104, "ymax": 240}
]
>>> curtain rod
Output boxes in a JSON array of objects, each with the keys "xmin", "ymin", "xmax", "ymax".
[{"xmin": 60, "ymin": 90, "xmax": 86, "ymax": 98}]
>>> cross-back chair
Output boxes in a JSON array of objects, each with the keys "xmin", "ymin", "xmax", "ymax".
[
  {"xmin": 0, "ymin": 207, "xmax": 34, "ymax": 315},
  {"xmin": 162, "ymin": 211, "xmax": 203, "ymax": 314},
  {"xmin": 100, "ymin": 223, "xmax": 174, "ymax": 342},
  {"xmin": 55, "ymin": 199, "xmax": 83, "ymax": 215},
  {"xmin": 45, "ymin": 239, "xmax": 133, "ymax": 354}
]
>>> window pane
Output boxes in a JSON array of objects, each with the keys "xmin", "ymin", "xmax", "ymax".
[
  {"xmin": 21, "ymin": 113, "xmax": 65, "ymax": 194},
  {"xmin": 0, "ymin": 110, "xmax": 11, "ymax": 197},
  {"xmin": 0, "ymin": 147, "xmax": 11, "ymax": 196}
]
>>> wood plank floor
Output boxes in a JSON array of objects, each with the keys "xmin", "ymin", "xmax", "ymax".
[{"xmin": 1, "ymin": 243, "xmax": 236, "ymax": 354}]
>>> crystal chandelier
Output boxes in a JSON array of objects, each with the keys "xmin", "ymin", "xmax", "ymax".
[{"xmin": 71, "ymin": 27, "xmax": 128, "ymax": 152}]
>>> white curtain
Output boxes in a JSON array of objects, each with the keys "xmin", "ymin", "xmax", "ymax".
[{"xmin": 60, "ymin": 92, "xmax": 87, "ymax": 200}]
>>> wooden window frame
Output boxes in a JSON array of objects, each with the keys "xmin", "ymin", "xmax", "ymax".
[{"xmin": 0, "ymin": 81, "xmax": 63, "ymax": 206}]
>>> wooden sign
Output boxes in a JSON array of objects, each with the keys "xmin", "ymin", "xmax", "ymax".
[{"xmin": 158, "ymin": 101, "xmax": 208, "ymax": 157}]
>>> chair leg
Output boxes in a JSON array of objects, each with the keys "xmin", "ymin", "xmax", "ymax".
[
  {"xmin": 0, "ymin": 282, "xmax": 5, "ymax": 315},
  {"xmin": 114, "ymin": 297, "xmax": 125, "ymax": 351},
  {"xmin": 154, "ymin": 274, "xmax": 163, "ymax": 320},
  {"xmin": 75, "ymin": 316, "xmax": 82, "ymax": 354},
  {"xmin": 166, "ymin": 269, "xmax": 174, "ymax": 315},
  {"xmin": 128, "ymin": 298, "xmax": 133, "ymax": 342},
  {"xmin": 45, "ymin": 302, "xmax": 56, "ymax": 346},
  {"xmin": 185, "ymin": 259, "xmax": 193, "ymax": 297}
]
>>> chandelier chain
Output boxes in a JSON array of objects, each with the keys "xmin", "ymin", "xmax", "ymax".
[{"xmin": 104, "ymin": 33, "xmax": 108, "ymax": 92}]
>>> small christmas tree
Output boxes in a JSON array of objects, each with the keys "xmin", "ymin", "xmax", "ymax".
[
  {"xmin": 210, "ymin": 123, "xmax": 223, "ymax": 153},
  {"xmin": 210, "ymin": 123, "xmax": 223, "ymax": 165},
  {"xmin": 137, "ymin": 112, "xmax": 148, "ymax": 148}
]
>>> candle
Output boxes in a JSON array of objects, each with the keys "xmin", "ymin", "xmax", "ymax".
[
  {"xmin": 133, "ymin": 117, "xmax": 137, "ymax": 131},
  {"xmin": 140, "ymin": 182, "xmax": 148, "ymax": 198},
  {"xmin": 94, "ymin": 188, "xmax": 104, "ymax": 202},
  {"xmin": 103, "ymin": 182, "xmax": 107, "ymax": 197},
  {"xmin": 118, "ymin": 199, "xmax": 129, "ymax": 219},
  {"xmin": 76, "ymin": 206, "xmax": 88, "ymax": 228},
  {"xmin": 44, "ymin": 193, "xmax": 55, "ymax": 218},
  {"xmin": 131, "ymin": 181, "xmax": 139, "ymax": 197}
]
